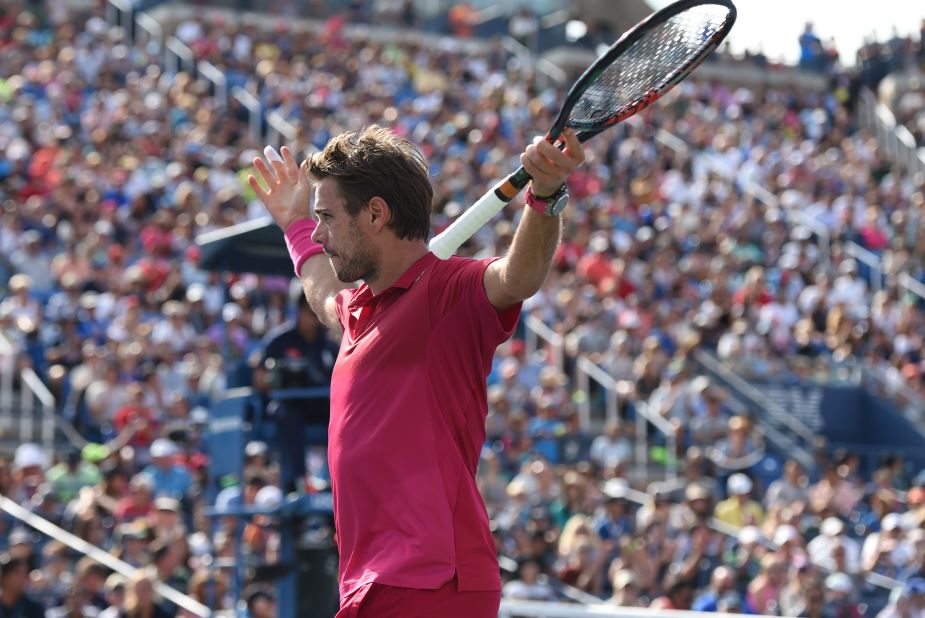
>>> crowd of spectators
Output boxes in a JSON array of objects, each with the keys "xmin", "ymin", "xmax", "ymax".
[
  {"xmin": 2, "ymin": 1, "xmax": 925, "ymax": 617},
  {"xmin": 871, "ymin": 19, "xmax": 925, "ymax": 155}
]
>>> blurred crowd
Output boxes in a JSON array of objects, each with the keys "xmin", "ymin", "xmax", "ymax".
[
  {"xmin": 2, "ymin": 1, "xmax": 925, "ymax": 617},
  {"xmin": 872, "ymin": 21, "xmax": 925, "ymax": 154}
]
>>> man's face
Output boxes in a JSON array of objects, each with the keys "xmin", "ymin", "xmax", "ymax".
[
  {"xmin": 2, "ymin": 563, "xmax": 28, "ymax": 595},
  {"xmin": 152, "ymin": 454, "xmax": 172, "ymax": 471},
  {"xmin": 311, "ymin": 178, "xmax": 380, "ymax": 284},
  {"xmin": 251, "ymin": 596, "xmax": 277, "ymax": 618}
]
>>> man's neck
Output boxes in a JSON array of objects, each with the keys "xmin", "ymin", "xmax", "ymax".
[{"xmin": 366, "ymin": 241, "xmax": 429, "ymax": 295}]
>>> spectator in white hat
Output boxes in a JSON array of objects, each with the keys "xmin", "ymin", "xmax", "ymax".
[
  {"xmin": 10, "ymin": 443, "xmax": 47, "ymax": 502},
  {"xmin": 714, "ymin": 473, "xmax": 765, "ymax": 528},
  {"xmin": 807, "ymin": 517, "xmax": 861, "ymax": 574},
  {"xmin": 141, "ymin": 439, "xmax": 192, "ymax": 499},
  {"xmin": 607, "ymin": 568, "xmax": 640, "ymax": 607},
  {"xmin": 772, "ymin": 524, "xmax": 807, "ymax": 563},
  {"xmin": 823, "ymin": 572, "xmax": 862, "ymax": 618},
  {"xmin": 861, "ymin": 512, "xmax": 910, "ymax": 577}
]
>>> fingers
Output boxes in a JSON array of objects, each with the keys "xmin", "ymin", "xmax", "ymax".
[
  {"xmin": 558, "ymin": 128, "xmax": 586, "ymax": 166},
  {"xmin": 253, "ymin": 147, "xmax": 306, "ymax": 191},
  {"xmin": 252, "ymin": 157, "xmax": 278, "ymax": 186},
  {"xmin": 522, "ymin": 129, "xmax": 584, "ymax": 181},
  {"xmin": 269, "ymin": 155, "xmax": 289, "ymax": 184},
  {"xmin": 520, "ymin": 149, "xmax": 559, "ymax": 179},
  {"xmin": 247, "ymin": 174, "xmax": 268, "ymax": 201},
  {"xmin": 530, "ymin": 130, "xmax": 584, "ymax": 173},
  {"xmin": 281, "ymin": 146, "xmax": 300, "ymax": 177}
]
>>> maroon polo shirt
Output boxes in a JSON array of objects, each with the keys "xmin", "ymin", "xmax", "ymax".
[{"xmin": 329, "ymin": 252, "xmax": 520, "ymax": 600}]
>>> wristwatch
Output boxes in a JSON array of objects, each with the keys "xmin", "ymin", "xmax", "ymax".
[{"xmin": 526, "ymin": 184, "xmax": 569, "ymax": 217}]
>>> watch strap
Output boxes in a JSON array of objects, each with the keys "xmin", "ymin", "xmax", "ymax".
[{"xmin": 526, "ymin": 184, "xmax": 567, "ymax": 216}]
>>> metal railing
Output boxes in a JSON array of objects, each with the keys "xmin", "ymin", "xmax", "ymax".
[
  {"xmin": 104, "ymin": 0, "xmax": 272, "ymax": 147},
  {"xmin": 522, "ymin": 315, "xmax": 679, "ymax": 478},
  {"xmin": 233, "ymin": 87, "xmax": 262, "ymax": 144},
  {"xmin": 898, "ymin": 271, "xmax": 925, "ymax": 304},
  {"xmin": 571, "ymin": 356, "xmax": 678, "ymax": 479},
  {"xmin": 0, "ymin": 333, "xmax": 15, "ymax": 440},
  {"xmin": 523, "ymin": 314, "xmax": 566, "ymax": 374},
  {"xmin": 197, "ymin": 60, "xmax": 228, "ymax": 109},
  {"xmin": 862, "ymin": 362, "xmax": 925, "ymax": 430},
  {"xmin": 135, "ymin": 12, "xmax": 164, "ymax": 53},
  {"xmin": 859, "ymin": 88, "xmax": 925, "ymax": 177},
  {"xmin": 500, "ymin": 35, "xmax": 567, "ymax": 88},
  {"xmin": 692, "ymin": 350, "xmax": 817, "ymax": 470},
  {"xmin": 573, "ymin": 355, "xmax": 617, "ymax": 429},
  {"xmin": 165, "ymin": 36, "xmax": 195, "ymax": 74},
  {"xmin": 0, "ymin": 334, "xmax": 55, "ymax": 453},
  {"xmin": 20, "ymin": 367, "xmax": 56, "ymax": 452},
  {"xmin": 699, "ymin": 152, "xmax": 834, "ymax": 269},
  {"xmin": 499, "ymin": 475, "xmax": 898, "ymax": 617},
  {"xmin": 0, "ymin": 496, "xmax": 210, "ymax": 617},
  {"xmin": 499, "ymin": 603, "xmax": 745, "ymax": 618},
  {"xmin": 266, "ymin": 110, "xmax": 299, "ymax": 150},
  {"xmin": 843, "ymin": 242, "xmax": 884, "ymax": 296}
]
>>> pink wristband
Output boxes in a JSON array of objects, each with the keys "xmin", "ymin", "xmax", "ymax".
[{"xmin": 284, "ymin": 218, "xmax": 324, "ymax": 277}]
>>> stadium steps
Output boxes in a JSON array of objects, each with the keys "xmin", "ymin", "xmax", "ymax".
[{"xmin": 691, "ymin": 350, "xmax": 818, "ymax": 471}]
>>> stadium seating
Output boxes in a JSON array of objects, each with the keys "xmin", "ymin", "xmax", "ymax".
[{"xmin": 1, "ymin": 2, "xmax": 924, "ymax": 617}]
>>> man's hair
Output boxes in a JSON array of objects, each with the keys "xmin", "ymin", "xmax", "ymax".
[
  {"xmin": 307, "ymin": 125, "xmax": 433, "ymax": 240},
  {"xmin": 245, "ymin": 587, "xmax": 275, "ymax": 611},
  {"xmin": 0, "ymin": 553, "xmax": 27, "ymax": 579}
]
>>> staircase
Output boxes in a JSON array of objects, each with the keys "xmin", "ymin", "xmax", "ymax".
[{"xmin": 691, "ymin": 349, "xmax": 818, "ymax": 471}]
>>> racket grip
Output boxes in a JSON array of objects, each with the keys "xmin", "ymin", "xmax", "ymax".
[{"xmin": 428, "ymin": 185, "xmax": 511, "ymax": 260}]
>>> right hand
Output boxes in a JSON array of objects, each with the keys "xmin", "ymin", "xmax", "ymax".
[{"xmin": 248, "ymin": 146, "xmax": 312, "ymax": 231}]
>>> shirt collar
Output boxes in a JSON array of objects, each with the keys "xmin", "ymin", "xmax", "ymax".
[{"xmin": 348, "ymin": 252, "xmax": 437, "ymax": 310}]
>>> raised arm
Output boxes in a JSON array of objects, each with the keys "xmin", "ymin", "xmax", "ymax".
[
  {"xmin": 248, "ymin": 147, "xmax": 350, "ymax": 335},
  {"xmin": 484, "ymin": 129, "xmax": 585, "ymax": 311}
]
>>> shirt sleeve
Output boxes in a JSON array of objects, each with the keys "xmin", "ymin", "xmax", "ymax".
[{"xmin": 429, "ymin": 256, "xmax": 521, "ymax": 350}]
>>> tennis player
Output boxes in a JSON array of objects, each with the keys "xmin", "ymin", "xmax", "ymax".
[{"xmin": 248, "ymin": 125, "xmax": 584, "ymax": 617}]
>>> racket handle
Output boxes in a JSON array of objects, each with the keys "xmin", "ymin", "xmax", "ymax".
[
  {"xmin": 429, "ymin": 187, "xmax": 508, "ymax": 259},
  {"xmin": 429, "ymin": 165, "xmax": 536, "ymax": 259}
]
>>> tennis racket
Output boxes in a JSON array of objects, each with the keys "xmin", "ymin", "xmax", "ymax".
[{"xmin": 427, "ymin": 0, "xmax": 737, "ymax": 259}]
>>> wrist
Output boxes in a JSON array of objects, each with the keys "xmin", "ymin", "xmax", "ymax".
[
  {"xmin": 284, "ymin": 218, "xmax": 324, "ymax": 277},
  {"xmin": 525, "ymin": 184, "xmax": 569, "ymax": 217},
  {"xmin": 531, "ymin": 183, "xmax": 565, "ymax": 200}
]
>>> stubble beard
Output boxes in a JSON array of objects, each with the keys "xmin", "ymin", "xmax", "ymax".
[{"xmin": 331, "ymin": 222, "xmax": 379, "ymax": 284}]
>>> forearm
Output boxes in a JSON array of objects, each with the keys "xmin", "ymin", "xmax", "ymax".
[
  {"xmin": 298, "ymin": 254, "xmax": 350, "ymax": 337},
  {"xmin": 496, "ymin": 207, "xmax": 561, "ymax": 300}
]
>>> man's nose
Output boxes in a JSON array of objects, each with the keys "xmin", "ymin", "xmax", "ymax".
[{"xmin": 311, "ymin": 223, "xmax": 325, "ymax": 244}]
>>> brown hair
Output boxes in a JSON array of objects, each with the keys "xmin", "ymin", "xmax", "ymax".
[{"xmin": 307, "ymin": 125, "xmax": 433, "ymax": 240}]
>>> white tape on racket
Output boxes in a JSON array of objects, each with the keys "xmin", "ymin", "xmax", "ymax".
[{"xmin": 428, "ymin": 183, "xmax": 508, "ymax": 260}]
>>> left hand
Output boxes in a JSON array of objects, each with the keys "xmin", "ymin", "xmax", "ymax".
[{"xmin": 521, "ymin": 128, "xmax": 585, "ymax": 197}]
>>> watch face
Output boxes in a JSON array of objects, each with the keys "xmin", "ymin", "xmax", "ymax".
[{"xmin": 548, "ymin": 192, "xmax": 569, "ymax": 216}]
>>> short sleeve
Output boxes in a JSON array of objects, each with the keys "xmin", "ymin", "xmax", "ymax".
[{"xmin": 429, "ymin": 256, "xmax": 521, "ymax": 350}]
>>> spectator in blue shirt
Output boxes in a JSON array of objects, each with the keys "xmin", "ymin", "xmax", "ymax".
[
  {"xmin": 142, "ymin": 439, "xmax": 192, "ymax": 499},
  {"xmin": 528, "ymin": 397, "xmax": 565, "ymax": 464}
]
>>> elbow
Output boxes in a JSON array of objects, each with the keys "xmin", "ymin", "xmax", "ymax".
[{"xmin": 501, "ymin": 273, "xmax": 546, "ymax": 303}]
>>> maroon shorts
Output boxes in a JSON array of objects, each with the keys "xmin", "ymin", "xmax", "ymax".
[{"xmin": 335, "ymin": 576, "xmax": 501, "ymax": 618}]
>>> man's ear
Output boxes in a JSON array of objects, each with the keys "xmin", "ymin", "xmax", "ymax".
[{"xmin": 366, "ymin": 196, "xmax": 391, "ymax": 232}]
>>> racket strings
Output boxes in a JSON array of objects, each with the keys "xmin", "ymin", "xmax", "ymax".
[{"xmin": 570, "ymin": 4, "xmax": 733, "ymax": 126}]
